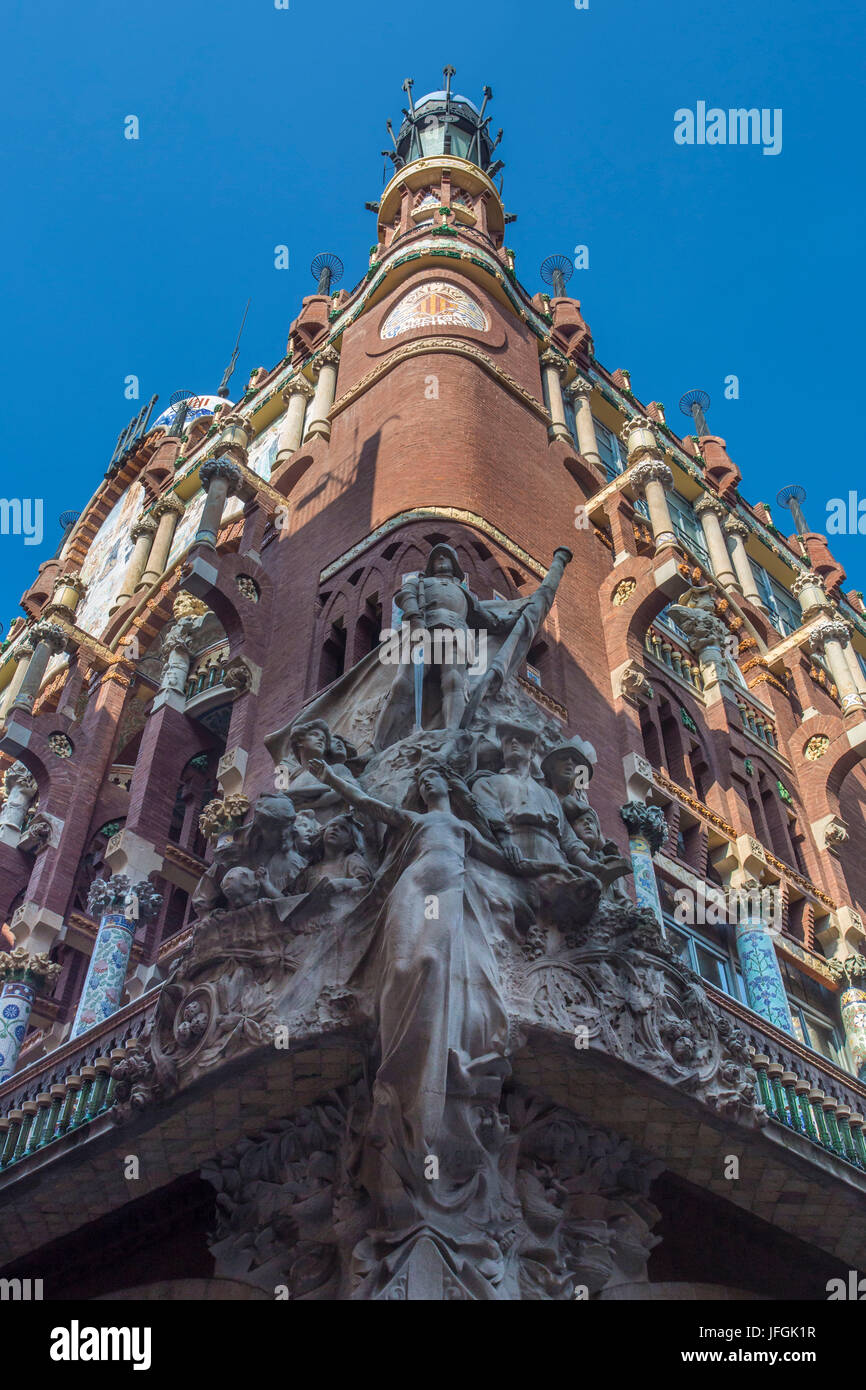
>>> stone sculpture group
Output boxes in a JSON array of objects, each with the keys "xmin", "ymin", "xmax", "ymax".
[{"xmin": 111, "ymin": 542, "xmax": 762, "ymax": 1300}]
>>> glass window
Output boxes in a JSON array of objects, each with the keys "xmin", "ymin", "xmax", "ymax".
[
  {"xmin": 752, "ymin": 563, "xmax": 801, "ymax": 636},
  {"xmin": 668, "ymin": 490, "xmax": 711, "ymax": 568},
  {"xmin": 661, "ymin": 915, "xmax": 746, "ymax": 1004}
]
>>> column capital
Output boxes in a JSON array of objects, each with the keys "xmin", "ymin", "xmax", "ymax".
[
  {"xmin": 313, "ymin": 344, "xmax": 341, "ymax": 372},
  {"xmin": 723, "ymin": 514, "xmax": 750, "ymax": 539},
  {"xmin": 87, "ymin": 873, "xmax": 162, "ymax": 923},
  {"xmin": 809, "ymin": 618, "xmax": 852, "ymax": 653},
  {"xmin": 539, "ymin": 346, "xmax": 568, "ymax": 374},
  {"xmin": 3, "ymin": 760, "xmax": 37, "ymax": 797},
  {"xmin": 199, "ymin": 456, "xmax": 243, "ymax": 495},
  {"xmin": 29, "ymin": 619, "xmax": 72, "ymax": 655},
  {"xmin": 694, "ymin": 494, "xmax": 726, "ymax": 519},
  {"xmin": 151, "ymin": 493, "xmax": 185, "ymax": 520},
  {"xmin": 621, "ymin": 415, "xmax": 660, "ymax": 455},
  {"xmin": 629, "ymin": 458, "xmax": 673, "ymax": 492},
  {"xmin": 130, "ymin": 516, "xmax": 157, "ymax": 541},
  {"xmin": 792, "ymin": 569, "xmax": 826, "ymax": 600},
  {"xmin": 564, "ymin": 375, "xmax": 593, "ymax": 401},
  {"xmin": 0, "ymin": 946, "xmax": 61, "ymax": 993},
  {"xmin": 620, "ymin": 800, "xmax": 667, "ymax": 853},
  {"xmin": 281, "ymin": 376, "xmax": 315, "ymax": 404}
]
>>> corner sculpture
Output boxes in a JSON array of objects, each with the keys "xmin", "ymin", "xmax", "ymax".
[{"xmin": 114, "ymin": 542, "xmax": 764, "ymax": 1300}]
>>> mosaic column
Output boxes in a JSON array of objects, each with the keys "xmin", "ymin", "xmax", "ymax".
[
  {"xmin": 620, "ymin": 801, "xmax": 667, "ymax": 922},
  {"xmin": 731, "ymin": 884, "xmax": 793, "ymax": 1035},
  {"xmin": 274, "ymin": 377, "xmax": 315, "ymax": 466},
  {"xmin": 809, "ymin": 619, "xmax": 865, "ymax": 717},
  {"xmin": 0, "ymin": 948, "xmax": 61, "ymax": 1083},
  {"xmin": 71, "ymin": 875, "xmax": 162, "ymax": 1038},
  {"xmin": 724, "ymin": 515, "xmax": 764, "ymax": 609},
  {"xmin": 621, "ymin": 419, "xmax": 677, "ymax": 552},
  {"xmin": 540, "ymin": 349, "xmax": 573, "ymax": 444},
  {"xmin": 828, "ymin": 956, "xmax": 866, "ymax": 1081},
  {"xmin": 304, "ymin": 345, "xmax": 340, "ymax": 442},
  {"xmin": 8, "ymin": 621, "xmax": 70, "ymax": 715},
  {"xmin": 195, "ymin": 458, "xmax": 243, "ymax": 548}
]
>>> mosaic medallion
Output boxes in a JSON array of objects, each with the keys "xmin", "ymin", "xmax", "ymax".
[{"xmin": 380, "ymin": 281, "xmax": 487, "ymax": 340}]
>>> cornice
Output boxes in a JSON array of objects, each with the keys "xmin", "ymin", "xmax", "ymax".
[{"xmin": 330, "ymin": 336, "xmax": 548, "ymax": 425}]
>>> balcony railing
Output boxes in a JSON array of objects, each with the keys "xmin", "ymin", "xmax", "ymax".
[
  {"xmin": 644, "ymin": 624, "xmax": 704, "ymax": 691},
  {"xmin": 0, "ymin": 993, "xmax": 156, "ymax": 1177},
  {"xmin": 736, "ymin": 696, "xmax": 778, "ymax": 749},
  {"xmin": 2, "ymin": 968, "xmax": 865, "ymax": 1186},
  {"xmin": 709, "ymin": 984, "xmax": 866, "ymax": 1174}
]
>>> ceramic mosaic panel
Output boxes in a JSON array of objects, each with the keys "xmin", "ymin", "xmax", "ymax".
[
  {"xmin": 75, "ymin": 482, "xmax": 146, "ymax": 636},
  {"xmin": 380, "ymin": 281, "xmax": 487, "ymax": 339}
]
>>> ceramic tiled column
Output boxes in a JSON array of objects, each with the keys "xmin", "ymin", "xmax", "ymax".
[
  {"xmin": 620, "ymin": 801, "xmax": 667, "ymax": 922},
  {"xmin": 275, "ymin": 377, "xmax": 315, "ymax": 466},
  {"xmin": 724, "ymin": 516, "xmax": 764, "ymax": 609},
  {"xmin": 0, "ymin": 948, "xmax": 61, "ymax": 1082},
  {"xmin": 71, "ymin": 874, "xmax": 162, "ymax": 1038},
  {"xmin": 732, "ymin": 905, "xmax": 794, "ymax": 1035}
]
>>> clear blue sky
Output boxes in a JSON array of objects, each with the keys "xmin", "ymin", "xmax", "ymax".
[{"xmin": 1, "ymin": 0, "xmax": 863, "ymax": 629}]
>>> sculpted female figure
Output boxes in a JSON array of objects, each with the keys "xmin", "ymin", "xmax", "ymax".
[
  {"xmin": 308, "ymin": 756, "xmax": 517, "ymax": 1175},
  {"xmin": 279, "ymin": 720, "xmax": 361, "ymax": 824}
]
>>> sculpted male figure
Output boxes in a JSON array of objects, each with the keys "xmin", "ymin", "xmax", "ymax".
[
  {"xmin": 472, "ymin": 721, "xmax": 602, "ymax": 923},
  {"xmin": 375, "ymin": 544, "xmax": 484, "ymax": 742}
]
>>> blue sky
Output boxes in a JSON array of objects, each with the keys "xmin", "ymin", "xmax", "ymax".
[{"xmin": 1, "ymin": 0, "xmax": 863, "ymax": 628}]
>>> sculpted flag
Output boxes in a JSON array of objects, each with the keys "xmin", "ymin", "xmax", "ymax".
[{"xmin": 459, "ymin": 546, "xmax": 572, "ymax": 727}]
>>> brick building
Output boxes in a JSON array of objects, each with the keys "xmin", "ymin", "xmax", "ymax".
[{"xmin": 0, "ymin": 77, "xmax": 864, "ymax": 1300}]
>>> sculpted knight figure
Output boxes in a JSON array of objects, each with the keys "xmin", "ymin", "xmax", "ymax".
[{"xmin": 373, "ymin": 543, "xmax": 573, "ymax": 745}]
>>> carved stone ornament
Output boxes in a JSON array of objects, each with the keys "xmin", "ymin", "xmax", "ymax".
[
  {"xmin": 223, "ymin": 658, "xmax": 252, "ymax": 694},
  {"xmin": 809, "ymin": 619, "xmax": 852, "ymax": 653},
  {"xmin": 108, "ymin": 540, "xmax": 768, "ymax": 1300},
  {"xmin": 619, "ymin": 662, "xmax": 654, "ymax": 704},
  {"xmin": 629, "ymin": 459, "xmax": 673, "ymax": 491},
  {"xmin": 198, "ymin": 794, "xmax": 252, "ymax": 839},
  {"xmin": 804, "ymin": 734, "xmax": 830, "ymax": 760},
  {"xmin": 612, "ymin": 578, "xmax": 636, "ymax": 606}
]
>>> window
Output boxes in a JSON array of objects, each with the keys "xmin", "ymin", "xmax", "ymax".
[
  {"xmin": 661, "ymin": 914, "xmax": 748, "ymax": 1006},
  {"xmin": 781, "ymin": 958, "xmax": 849, "ymax": 1067},
  {"xmin": 667, "ymin": 490, "xmax": 711, "ymax": 569},
  {"xmin": 752, "ymin": 562, "xmax": 801, "ymax": 636}
]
